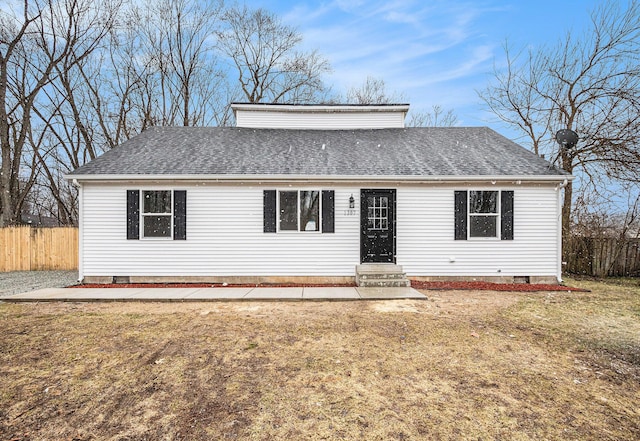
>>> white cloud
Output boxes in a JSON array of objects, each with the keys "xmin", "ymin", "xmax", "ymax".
[{"xmin": 274, "ymin": 0, "xmax": 509, "ymax": 123}]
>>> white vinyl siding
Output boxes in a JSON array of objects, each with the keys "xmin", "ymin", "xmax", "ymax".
[
  {"xmin": 82, "ymin": 184, "xmax": 359, "ymax": 277},
  {"xmin": 396, "ymin": 186, "xmax": 559, "ymax": 277},
  {"xmin": 234, "ymin": 109, "xmax": 407, "ymax": 129},
  {"xmin": 81, "ymin": 183, "xmax": 560, "ymax": 278}
]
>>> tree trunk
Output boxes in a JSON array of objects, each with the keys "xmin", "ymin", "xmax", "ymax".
[
  {"xmin": 561, "ymin": 154, "xmax": 574, "ymax": 263},
  {"xmin": 0, "ymin": 69, "xmax": 15, "ymax": 226}
]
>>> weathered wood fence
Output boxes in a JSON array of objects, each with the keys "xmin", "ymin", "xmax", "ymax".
[
  {"xmin": 565, "ymin": 236, "xmax": 640, "ymax": 277},
  {"xmin": 0, "ymin": 227, "xmax": 78, "ymax": 271}
]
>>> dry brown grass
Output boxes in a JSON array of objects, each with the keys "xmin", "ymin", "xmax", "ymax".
[{"xmin": 1, "ymin": 278, "xmax": 639, "ymax": 440}]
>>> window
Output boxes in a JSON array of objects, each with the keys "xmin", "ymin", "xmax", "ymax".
[
  {"xmin": 127, "ymin": 190, "xmax": 187, "ymax": 240},
  {"xmin": 264, "ymin": 190, "xmax": 334, "ymax": 233},
  {"xmin": 468, "ymin": 190, "xmax": 498, "ymax": 238},
  {"xmin": 142, "ymin": 190, "xmax": 173, "ymax": 238},
  {"xmin": 279, "ymin": 190, "xmax": 320, "ymax": 232},
  {"xmin": 454, "ymin": 190, "xmax": 514, "ymax": 241}
]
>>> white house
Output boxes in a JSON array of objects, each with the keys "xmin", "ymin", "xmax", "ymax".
[{"xmin": 66, "ymin": 103, "xmax": 573, "ymax": 285}]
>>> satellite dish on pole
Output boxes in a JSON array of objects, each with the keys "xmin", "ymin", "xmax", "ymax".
[{"xmin": 555, "ymin": 129, "xmax": 578, "ymax": 149}]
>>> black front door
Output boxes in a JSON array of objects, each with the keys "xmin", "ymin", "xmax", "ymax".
[{"xmin": 360, "ymin": 189, "xmax": 396, "ymax": 263}]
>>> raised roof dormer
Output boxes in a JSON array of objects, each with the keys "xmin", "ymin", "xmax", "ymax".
[{"xmin": 231, "ymin": 103, "xmax": 410, "ymax": 129}]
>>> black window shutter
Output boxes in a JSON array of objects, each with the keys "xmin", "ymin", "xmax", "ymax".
[
  {"xmin": 173, "ymin": 190, "xmax": 187, "ymax": 240},
  {"xmin": 501, "ymin": 190, "xmax": 514, "ymax": 240},
  {"xmin": 454, "ymin": 190, "xmax": 467, "ymax": 240},
  {"xmin": 321, "ymin": 190, "xmax": 335, "ymax": 233},
  {"xmin": 127, "ymin": 190, "xmax": 140, "ymax": 240},
  {"xmin": 263, "ymin": 190, "xmax": 276, "ymax": 233}
]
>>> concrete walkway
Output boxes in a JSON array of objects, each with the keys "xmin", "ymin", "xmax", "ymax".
[{"xmin": 2, "ymin": 286, "xmax": 426, "ymax": 302}]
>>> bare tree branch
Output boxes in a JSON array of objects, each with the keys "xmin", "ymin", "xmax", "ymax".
[
  {"xmin": 479, "ymin": 0, "xmax": 640, "ymax": 255},
  {"xmin": 217, "ymin": 6, "xmax": 331, "ymax": 104}
]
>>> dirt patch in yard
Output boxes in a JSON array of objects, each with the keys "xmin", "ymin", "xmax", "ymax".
[{"xmin": 1, "ymin": 278, "xmax": 638, "ymax": 440}]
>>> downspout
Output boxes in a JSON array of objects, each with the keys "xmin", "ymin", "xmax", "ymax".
[
  {"xmin": 555, "ymin": 179, "xmax": 569, "ymax": 283},
  {"xmin": 72, "ymin": 179, "xmax": 83, "ymax": 283}
]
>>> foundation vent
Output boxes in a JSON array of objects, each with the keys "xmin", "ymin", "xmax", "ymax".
[{"xmin": 513, "ymin": 276, "xmax": 530, "ymax": 284}]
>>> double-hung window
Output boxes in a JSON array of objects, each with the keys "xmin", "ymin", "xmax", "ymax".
[
  {"xmin": 126, "ymin": 189, "xmax": 187, "ymax": 240},
  {"xmin": 142, "ymin": 190, "xmax": 173, "ymax": 238},
  {"xmin": 279, "ymin": 190, "xmax": 320, "ymax": 232},
  {"xmin": 468, "ymin": 190, "xmax": 499, "ymax": 238},
  {"xmin": 454, "ymin": 190, "xmax": 514, "ymax": 241}
]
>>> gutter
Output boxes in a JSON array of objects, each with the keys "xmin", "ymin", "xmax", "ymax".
[
  {"xmin": 230, "ymin": 103, "xmax": 411, "ymax": 113},
  {"xmin": 555, "ymin": 179, "xmax": 569, "ymax": 282},
  {"xmin": 71, "ymin": 179, "xmax": 83, "ymax": 283},
  {"xmin": 64, "ymin": 173, "xmax": 576, "ymax": 185},
  {"xmin": 555, "ymin": 178, "xmax": 569, "ymax": 190}
]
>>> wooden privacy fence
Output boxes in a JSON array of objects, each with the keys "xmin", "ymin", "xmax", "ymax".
[
  {"xmin": 565, "ymin": 236, "xmax": 640, "ymax": 277},
  {"xmin": 0, "ymin": 227, "xmax": 78, "ymax": 271}
]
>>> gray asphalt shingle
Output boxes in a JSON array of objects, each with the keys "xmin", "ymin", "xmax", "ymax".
[{"xmin": 68, "ymin": 126, "xmax": 569, "ymax": 178}]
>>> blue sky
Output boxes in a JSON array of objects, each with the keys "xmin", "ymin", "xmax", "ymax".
[{"xmin": 248, "ymin": 0, "xmax": 603, "ymax": 137}]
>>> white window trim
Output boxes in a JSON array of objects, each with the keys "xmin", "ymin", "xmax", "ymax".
[
  {"xmin": 140, "ymin": 190, "xmax": 174, "ymax": 240},
  {"xmin": 467, "ymin": 190, "xmax": 501, "ymax": 240},
  {"xmin": 276, "ymin": 189, "xmax": 323, "ymax": 233}
]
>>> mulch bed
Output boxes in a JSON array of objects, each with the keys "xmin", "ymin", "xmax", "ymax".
[
  {"xmin": 410, "ymin": 280, "xmax": 589, "ymax": 292},
  {"xmin": 69, "ymin": 281, "xmax": 588, "ymax": 292}
]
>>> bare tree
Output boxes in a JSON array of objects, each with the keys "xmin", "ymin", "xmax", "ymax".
[
  {"xmin": 21, "ymin": 0, "xmax": 229, "ymax": 225},
  {"xmin": 217, "ymin": 5, "xmax": 331, "ymax": 104},
  {"xmin": 346, "ymin": 76, "xmax": 458, "ymax": 126},
  {"xmin": 127, "ymin": 0, "xmax": 225, "ymax": 126},
  {"xmin": 346, "ymin": 76, "xmax": 405, "ymax": 104},
  {"xmin": 479, "ymin": 0, "xmax": 640, "ymax": 246},
  {"xmin": 407, "ymin": 105, "xmax": 458, "ymax": 127},
  {"xmin": 0, "ymin": 0, "xmax": 117, "ymax": 226}
]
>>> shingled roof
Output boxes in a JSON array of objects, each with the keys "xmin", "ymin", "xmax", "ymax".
[{"xmin": 67, "ymin": 126, "xmax": 569, "ymax": 180}]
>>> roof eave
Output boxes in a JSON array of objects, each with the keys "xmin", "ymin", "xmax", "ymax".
[
  {"xmin": 230, "ymin": 103, "xmax": 411, "ymax": 114},
  {"xmin": 65, "ymin": 173, "xmax": 575, "ymax": 184}
]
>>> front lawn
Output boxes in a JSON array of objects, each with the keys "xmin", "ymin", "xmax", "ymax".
[{"xmin": 1, "ymin": 278, "xmax": 638, "ymax": 440}]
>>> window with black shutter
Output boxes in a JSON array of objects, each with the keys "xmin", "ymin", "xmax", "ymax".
[
  {"xmin": 454, "ymin": 190, "xmax": 514, "ymax": 240},
  {"xmin": 264, "ymin": 189, "xmax": 335, "ymax": 233},
  {"xmin": 127, "ymin": 190, "xmax": 140, "ymax": 240},
  {"xmin": 321, "ymin": 190, "xmax": 335, "ymax": 233},
  {"xmin": 501, "ymin": 191, "xmax": 514, "ymax": 240},
  {"xmin": 454, "ymin": 190, "xmax": 467, "ymax": 240},
  {"xmin": 174, "ymin": 190, "xmax": 187, "ymax": 240},
  {"xmin": 263, "ymin": 190, "xmax": 277, "ymax": 233},
  {"xmin": 127, "ymin": 190, "xmax": 186, "ymax": 240}
]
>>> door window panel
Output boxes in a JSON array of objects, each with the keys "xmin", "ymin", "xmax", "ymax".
[{"xmin": 367, "ymin": 196, "xmax": 388, "ymax": 231}]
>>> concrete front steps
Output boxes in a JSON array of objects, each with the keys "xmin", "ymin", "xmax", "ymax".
[{"xmin": 355, "ymin": 264, "xmax": 411, "ymax": 288}]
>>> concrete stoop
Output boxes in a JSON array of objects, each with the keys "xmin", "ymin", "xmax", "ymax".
[{"xmin": 355, "ymin": 264, "xmax": 411, "ymax": 288}]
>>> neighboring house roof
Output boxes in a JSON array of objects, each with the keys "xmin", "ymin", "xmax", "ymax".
[
  {"xmin": 20, "ymin": 213, "xmax": 61, "ymax": 227},
  {"xmin": 67, "ymin": 126, "xmax": 570, "ymax": 180}
]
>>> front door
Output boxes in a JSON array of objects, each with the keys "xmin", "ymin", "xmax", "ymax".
[{"xmin": 360, "ymin": 189, "xmax": 396, "ymax": 263}]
